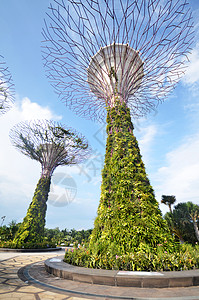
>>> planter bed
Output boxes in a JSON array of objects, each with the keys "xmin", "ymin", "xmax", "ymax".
[{"xmin": 45, "ymin": 256, "xmax": 199, "ymax": 288}]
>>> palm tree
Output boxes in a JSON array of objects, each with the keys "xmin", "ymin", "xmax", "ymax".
[
  {"xmin": 10, "ymin": 119, "xmax": 90, "ymax": 246},
  {"xmin": 164, "ymin": 202, "xmax": 199, "ymax": 244},
  {"xmin": 186, "ymin": 202, "xmax": 199, "ymax": 242},
  {"xmin": 161, "ymin": 195, "xmax": 176, "ymax": 213},
  {"xmin": 164, "ymin": 212, "xmax": 185, "ymax": 244}
]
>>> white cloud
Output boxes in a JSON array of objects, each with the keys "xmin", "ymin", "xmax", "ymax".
[
  {"xmin": 135, "ymin": 123, "xmax": 158, "ymax": 164},
  {"xmin": 0, "ymin": 97, "xmax": 62, "ymax": 222},
  {"xmin": 154, "ymin": 133, "xmax": 199, "ymax": 213},
  {"xmin": 0, "ymin": 97, "xmax": 62, "ymax": 136},
  {"xmin": 20, "ymin": 97, "xmax": 62, "ymax": 120},
  {"xmin": 139, "ymin": 125, "xmax": 157, "ymax": 149}
]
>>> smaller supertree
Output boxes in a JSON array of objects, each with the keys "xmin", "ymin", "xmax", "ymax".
[
  {"xmin": 0, "ymin": 56, "xmax": 15, "ymax": 115},
  {"xmin": 10, "ymin": 120, "xmax": 90, "ymax": 246}
]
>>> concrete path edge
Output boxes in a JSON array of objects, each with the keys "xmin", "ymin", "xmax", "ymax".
[
  {"xmin": 0, "ymin": 247, "xmax": 62, "ymax": 252},
  {"xmin": 44, "ymin": 256, "xmax": 199, "ymax": 288}
]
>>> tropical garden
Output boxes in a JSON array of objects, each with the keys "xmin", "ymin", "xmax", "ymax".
[
  {"xmin": 64, "ymin": 198, "xmax": 199, "ymax": 272},
  {"xmin": 0, "ymin": 0, "xmax": 199, "ymax": 273},
  {"xmin": 0, "ymin": 222, "xmax": 92, "ymax": 249},
  {"xmin": 1, "ymin": 196, "xmax": 199, "ymax": 271}
]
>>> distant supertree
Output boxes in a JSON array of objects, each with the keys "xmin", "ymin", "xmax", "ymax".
[
  {"xmin": 42, "ymin": 0, "xmax": 193, "ymax": 266},
  {"xmin": 0, "ymin": 56, "xmax": 15, "ymax": 115},
  {"xmin": 10, "ymin": 120, "xmax": 90, "ymax": 245}
]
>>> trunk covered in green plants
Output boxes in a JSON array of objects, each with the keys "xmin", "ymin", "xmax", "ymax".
[
  {"xmin": 89, "ymin": 100, "xmax": 174, "ymax": 258},
  {"xmin": 13, "ymin": 176, "xmax": 51, "ymax": 245}
]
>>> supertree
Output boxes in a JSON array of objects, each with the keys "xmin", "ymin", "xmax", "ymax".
[
  {"xmin": 0, "ymin": 56, "xmax": 15, "ymax": 115},
  {"xmin": 42, "ymin": 0, "xmax": 194, "ymax": 264},
  {"xmin": 10, "ymin": 120, "xmax": 90, "ymax": 246}
]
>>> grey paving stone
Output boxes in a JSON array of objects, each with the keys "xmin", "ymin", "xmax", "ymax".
[{"xmin": 1, "ymin": 252, "xmax": 199, "ymax": 299}]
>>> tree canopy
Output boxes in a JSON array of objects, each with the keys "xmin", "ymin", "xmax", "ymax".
[
  {"xmin": 164, "ymin": 202, "xmax": 199, "ymax": 244},
  {"xmin": 10, "ymin": 119, "xmax": 90, "ymax": 177},
  {"xmin": 161, "ymin": 195, "xmax": 176, "ymax": 213}
]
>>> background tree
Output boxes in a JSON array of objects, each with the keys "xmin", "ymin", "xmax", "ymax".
[
  {"xmin": 186, "ymin": 202, "xmax": 199, "ymax": 242},
  {"xmin": 44, "ymin": 227, "xmax": 92, "ymax": 245},
  {"xmin": 161, "ymin": 195, "xmax": 176, "ymax": 213},
  {"xmin": 164, "ymin": 212, "xmax": 185, "ymax": 244},
  {"xmin": 43, "ymin": 0, "xmax": 193, "ymax": 264},
  {"xmin": 0, "ymin": 56, "xmax": 15, "ymax": 115},
  {"xmin": 0, "ymin": 220, "xmax": 20, "ymax": 242},
  {"xmin": 0, "ymin": 223, "xmax": 92, "ymax": 247},
  {"xmin": 164, "ymin": 202, "xmax": 199, "ymax": 244},
  {"xmin": 10, "ymin": 119, "xmax": 90, "ymax": 246}
]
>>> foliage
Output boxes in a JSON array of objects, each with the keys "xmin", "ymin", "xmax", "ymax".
[
  {"xmin": 0, "ymin": 240, "xmax": 56, "ymax": 249},
  {"xmin": 0, "ymin": 220, "xmax": 20, "ymax": 241},
  {"xmin": 164, "ymin": 202, "xmax": 199, "ymax": 244},
  {"xmin": 13, "ymin": 176, "xmax": 51, "ymax": 245},
  {"xmin": 64, "ymin": 243, "xmax": 199, "ymax": 271},
  {"xmin": 161, "ymin": 195, "xmax": 176, "ymax": 213},
  {"xmin": 0, "ymin": 219, "xmax": 92, "ymax": 249},
  {"xmin": 44, "ymin": 227, "xmax": 92, "ymax": 246},
  {"xmin": 88, "ymin": 100, "xmax": 174, "ymax": 258}
]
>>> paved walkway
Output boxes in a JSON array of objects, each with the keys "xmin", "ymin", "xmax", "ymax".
[
  {"xmin": 0, "ymin": 250, "xmax": 199, "ymax": 300},
  {"xmin": 0, "ymin": 250, "xmax": 80, "ymax": 300}
]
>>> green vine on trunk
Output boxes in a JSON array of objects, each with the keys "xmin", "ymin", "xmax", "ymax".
[
  {"xmin": 88, "ymin": 99, "xmax": 174, "ymax": 258},
  {"xmin": 13, "ymin": 176, "xmax": 51, "ymax": 245}
]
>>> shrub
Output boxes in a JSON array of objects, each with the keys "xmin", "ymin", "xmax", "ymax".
[
  {"xmin": 0, "ymin": 240, "xmax": 56, "ymax": 249},
  {"xmin": 64, "ymin": 243, "xmax": 199, "ymax": 271}
]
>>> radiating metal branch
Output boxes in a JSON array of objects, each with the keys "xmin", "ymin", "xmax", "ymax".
[
  {"xmin": 42, "ymin": 0, "xmax": 194, "ymax": 121},
  {"xmin": 0, "ymin": 56, "xmax": 15, "ymax": 116},
  {"xmin": 10, "ymin": 120, "xmax": 91, "ymax": 177}
]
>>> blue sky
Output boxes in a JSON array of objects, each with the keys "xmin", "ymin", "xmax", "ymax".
[{"xmin": 0, "ymin": 0, "xmax": 199, "ymax": 230}]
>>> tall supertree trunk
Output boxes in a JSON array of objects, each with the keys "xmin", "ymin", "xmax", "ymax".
[
  {"xmin": 13, "ymin": 176, "xmax": 51, "ymax": 245},
  {"xmin": 89, "ymin": 99, "xmax": 174, "ymax": 256}
]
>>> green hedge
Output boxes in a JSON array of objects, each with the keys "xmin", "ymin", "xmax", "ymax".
[{"xmin": 0, "ymin": 240, "xmax": 56, "ymax": 249}]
